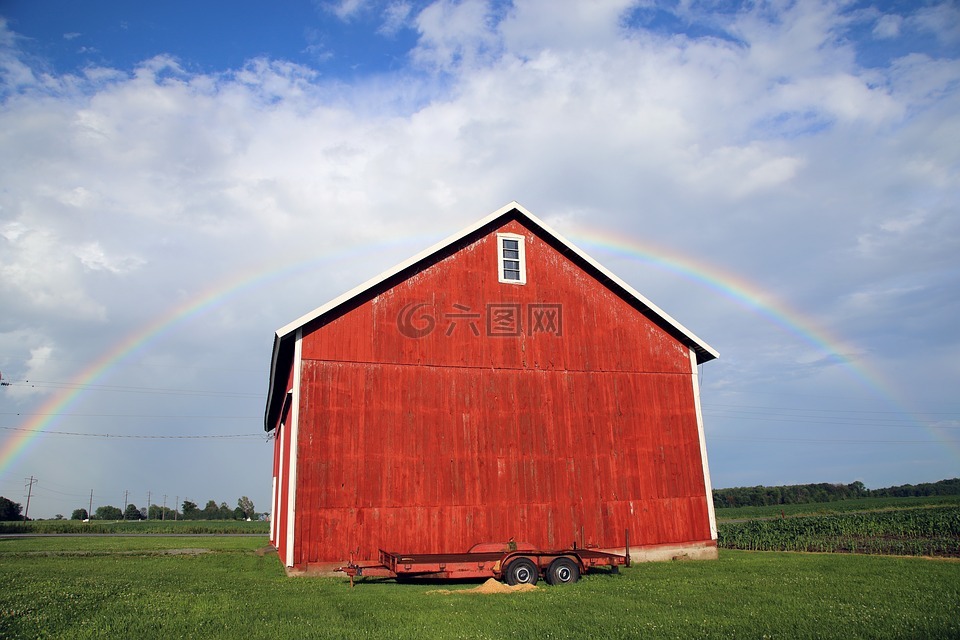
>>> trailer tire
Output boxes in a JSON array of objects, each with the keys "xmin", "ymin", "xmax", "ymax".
[
  {"xmin": 504, "ymin": 558, "xmax": 539, "ymax": 585},
  {"xmin": 546, "ymin": 557, "xmax": 580, "ymax": 585}
]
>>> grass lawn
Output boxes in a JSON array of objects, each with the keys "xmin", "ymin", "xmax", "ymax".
[{"xmin": 1, "ymin": 537, "xmax": 958, "ymax": 639}]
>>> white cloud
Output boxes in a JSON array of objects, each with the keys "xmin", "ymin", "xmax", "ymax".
[
  {"xmin": 412, "ymin": 0, "xmax": 502, "ymax": 70},
  {"xmin": 911, "ymin": 2, "xmax": 960, "ymax": 45},
  {"xmin": 0, "ymin": 342, "xmax": 64, "ymax": 399},
  {"xmin": 0, "ymin": 225, "xmax": 107, "ymax": 321},
  {"xmin": 685, "ymin": 145, "xmax": 805, "ymax": 198},
  {"xmin": 74, "ymin": 242, "xmax": 146, "ymax": 274},
  {"xmin": 879, "ymin": 210, "xmax": 926, "ymax": 235},
  {"xmin": 380, "ymin": 1, "xmax": 414, "ymax": 35},
  {"xmin": 873, "ymin": 14, "xmax": 902, "ymax": 39},
  {"xmin": 326, "ymin": 0, "xmax": 371, "ymax": 21},
  {"xmin": 501, "ymin": 0, "xmax": 639, "ymax": 54},
  {"xmin": 773, "ymin": 73, "xmax": 903, "ymax": 125}
]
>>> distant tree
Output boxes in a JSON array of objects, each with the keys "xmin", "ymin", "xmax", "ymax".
[
  {"xmin": 148, "ymin": 504, "xmax": 173, "ymax": 520},
  {"xmin": 202, "ymin": 500, "xmax": 219, "ymax": 520},
  {"xmin": 182, "ymin": 500, "xmax": 199, "ymax": 519},
  {"xmin": 871, "ymin": 478, "xmax": 960, "ymax": 498},
  {"xmin": 123, "ymin": 503, "xmax": 141, "ymax": 520},
  {"xmin": 54, "ymin": 514, "xmax": 64, "ymax": 520},
  {"xmin": 0, "ymin": 496, "xmax": 23, "ymax": 521},
  {"xmin": 848, "ymin": 481, "xmax": 867, "ymax": 498},
  {"xmin": 237, "ymin": 496, "xmax": 255, "ymax": 520},
  {"xmin": 94, "ymin": 505, "xmax": 123, "ymax": 520},
  {"xmin": 71, "ymin": 508, "xmax": 89, "ymax": 520},
  {"xmin": 714, "ymin": 478, "xmax": 960, "ymax": 509}
]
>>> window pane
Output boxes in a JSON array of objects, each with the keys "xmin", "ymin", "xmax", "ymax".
[
  {"xmin": 504, "ymin": 270, "xmax": 519, "ymax": 280},
  {"xmin": 503, "ymin": 260, "xmax": 519, "ymax": 270},
  {"xmin": 503, "ymin": 249, "xmax": 519, "ymax": 259},
  {"xmin": 502, "ymin": 239, "xmax": 519, "ymax": 251}
]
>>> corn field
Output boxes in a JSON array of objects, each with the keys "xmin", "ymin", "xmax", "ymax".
[{"xmin": 717, "ymin": 506, "xmax": 960, "ymax": 557}]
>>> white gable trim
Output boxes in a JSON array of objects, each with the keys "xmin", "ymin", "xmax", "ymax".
[
  {"xmin": 265, "ymin": 202, "xmax": 718, "ymax": 431},
  {"xmin": 274, "ymin": 202, "xmax": 718, "ymax": 360}
]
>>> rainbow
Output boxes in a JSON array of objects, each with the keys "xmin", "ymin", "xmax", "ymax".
[
  {"xmin": 566, "ymin": 226, "xmax": 959, "ymax": 460},
  {"xmin": 0, "ymin": 237, "xmax": 430, "ymax": 475},
  {"xmin": 568, "ymin": 228, "xmax": 878, "ymax": 389},
  {"xmin": 2, "ymin": 222, "xmax": 956, "ymax": 474}
]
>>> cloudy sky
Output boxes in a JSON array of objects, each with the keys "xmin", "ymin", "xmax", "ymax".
[{"xmin": 1, "ymin": 0, "xmax": 957, "ymax": 519}]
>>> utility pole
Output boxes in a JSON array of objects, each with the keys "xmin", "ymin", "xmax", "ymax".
[
  {"xmin": 88, "ymin": 489, "xmax": 93, "ymax": 521},
  {"xmin": 146, "ymin": 491, "xmax": 151, "ymax": 521},
  {"xmin": 23, "ymin": 476, "xmax": 37, "ymax": 521},
  {"xmin": 175, "ymin": 495, "xmax": 179, "ymax": 521},
  {"xmin": 123, "ymin": 490, "xmax": 129, "ymax": 519},
  {"xmin": 162, "ymin": 495, "xmax": 167, "ymax": 521}
]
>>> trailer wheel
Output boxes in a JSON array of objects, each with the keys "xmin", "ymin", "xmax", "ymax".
[
  {"xmin": 546, "ymin": 557, "xmax": 580, "ymax": 585},
  {"xmin": 504, "ymin": 558, "xmax": 539, "ymax": 585}
]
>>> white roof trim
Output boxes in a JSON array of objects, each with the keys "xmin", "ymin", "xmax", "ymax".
[
  {"xmin": 265, "ymin": 201, "xmax": 717, "ymax": 431},
  {"xmin": 274, "ymin": 201, "xmax": 718, "ymax": 360},
  {"xmin": 275, "ymin": 201, "xmax": 520, "ymax": 338}
]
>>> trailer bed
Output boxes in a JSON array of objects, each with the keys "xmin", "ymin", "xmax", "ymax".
[{"xmin": 338, "ymin": 538, "xmax": 630, "ymax": 586}]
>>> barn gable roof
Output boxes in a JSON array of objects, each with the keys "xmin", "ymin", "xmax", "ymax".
[{"xmin": 264, "ymin": 202, "xmax": 718, "ymax": 431}]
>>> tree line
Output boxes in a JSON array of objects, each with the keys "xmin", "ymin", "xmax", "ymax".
[
  {"xmin": 713, "ymin": 478, "xmax": 960, "ymax": 509},
  {"xmin": 0, "ymin": 496, "xmax": 258, "ymax": 521},
  {"xmin": 68, "ymin": 497, "xmax": 258, "ymax": 522}
]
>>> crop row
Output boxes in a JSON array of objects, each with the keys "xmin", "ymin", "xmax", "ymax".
[{"xmin": 717, "ymin": 506, "xmax": 960, "ymax": 557}]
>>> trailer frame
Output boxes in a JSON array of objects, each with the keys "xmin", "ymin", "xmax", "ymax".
[{"xmin": 337, "ymin": 533, "xmax": 631, "ymax": 587}]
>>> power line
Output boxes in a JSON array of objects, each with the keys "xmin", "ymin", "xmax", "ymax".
[
  {"xmin": 1, "ymin": 411, "xmax": 260, "ymax": 420},
  {"xmin": 0, "ymin": 379, "xmax": 260, "ymax": 399},
  {"xmin": 709, "ymin": 435, "xmax": 946, "ymax": 445},
  {"xmin": 703, "ymin": 402, "xmax": 959, "ymax": 417},
  {"xmin": 0, "ymin": 425, "xmax": 263, "ymax": 439},
  {"xmin": 29, "ymin": 484, "xmax": 89, "ymax": 498},
  {"xmin": 702, "ymin": 411, "xmax": 960, "ymax": 429}
]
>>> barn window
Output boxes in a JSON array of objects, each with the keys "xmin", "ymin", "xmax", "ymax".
[{"xmin": 497, "ymin": 233, "xmax": 526, "ymax": 284}]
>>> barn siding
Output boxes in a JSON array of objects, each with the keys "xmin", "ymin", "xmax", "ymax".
[{"xmin": 289, "ymin": 219, "xmax": 713, "ymax": 565}]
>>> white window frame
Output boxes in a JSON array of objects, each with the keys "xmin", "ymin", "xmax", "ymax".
[{"xmin": 497, "ymin": 233, "xmax": 527, "ymax": 285}]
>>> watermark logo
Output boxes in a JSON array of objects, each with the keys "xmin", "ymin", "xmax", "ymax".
[
  {"xmin": 396, "ymin": 302, "xmax": 436, "ymax": 338},
  {"xmin": 529, "ymin": 303, "xmax": 562, "ymax": 335},
  {"xmin": 487, "ymin": 304, "xmax": 521, "ymax": 336},
  {"xmin": 397, "ymin": 302, "xmax": 562, "ymax": 338}
]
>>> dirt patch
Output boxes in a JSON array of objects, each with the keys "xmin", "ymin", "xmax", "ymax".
[{"xmin": 428, "ymin": 578, "xmax": 539, "ymax": 595}]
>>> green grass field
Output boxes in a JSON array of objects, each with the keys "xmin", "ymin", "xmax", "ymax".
[
  {"xmin": 1, "ymin": 536, "xmax": 958, "ymax": 639},
  {"xmin": 713, "ymin": 495, "xmax": 960, "ymax": 521}
]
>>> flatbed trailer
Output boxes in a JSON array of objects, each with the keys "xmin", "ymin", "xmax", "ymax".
[{"xmin": 337, "ymin": 536, "xmax": 631, "ymax": 587}]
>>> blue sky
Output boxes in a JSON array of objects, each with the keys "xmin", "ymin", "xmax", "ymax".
[
  {"xmin": 0, "ymin": 0, "xmax": 958, "ymax": 519},
  {"xmin": 5, "ymin": 1, "xmax": 423, "ymax": 76}
]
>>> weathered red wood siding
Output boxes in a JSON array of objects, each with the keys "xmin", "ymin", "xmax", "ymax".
[{"xmin": 292, "ymin": 219, "xmax": 710, "ymax": 565}]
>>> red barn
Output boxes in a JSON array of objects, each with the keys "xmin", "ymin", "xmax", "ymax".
[{"xmin": 264, "ymin": 202, "xmax": 719, "ymax": 573}]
